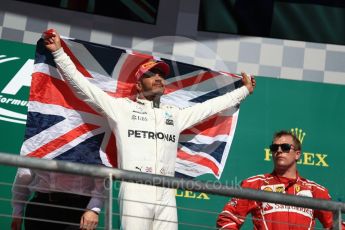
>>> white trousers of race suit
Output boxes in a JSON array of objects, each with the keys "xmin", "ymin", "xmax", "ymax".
[{"xmin": 119, "ymin": 182, "xmax": 177, "ymax": 230}]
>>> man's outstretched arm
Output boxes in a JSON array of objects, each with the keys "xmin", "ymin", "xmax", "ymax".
[
  {"xmin": 43, "ymin": 29, "xmax": 121, "ymax": 120},
  {"xmin": 177, "ymin": 72, "xmax": 256, "ymax": 131}
]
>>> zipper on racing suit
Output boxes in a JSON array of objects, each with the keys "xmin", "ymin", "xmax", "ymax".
[{"xmin": 152, "ymin": 102, "xmax": 160, "ymax": 201}]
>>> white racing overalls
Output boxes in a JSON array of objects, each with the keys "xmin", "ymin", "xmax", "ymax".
[{"xmin": 52, "ymin": 48, "xmax": 249, "ymax": 230}]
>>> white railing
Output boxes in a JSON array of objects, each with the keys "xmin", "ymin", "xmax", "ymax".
[{"xmin": 0, "ymin": 152, "xmax": 344, "ymax": 229}]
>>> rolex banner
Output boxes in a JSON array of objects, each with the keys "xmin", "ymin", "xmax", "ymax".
[{"xmin": 0, "ymin": 39, "xmax": 344, "ymax": 229}]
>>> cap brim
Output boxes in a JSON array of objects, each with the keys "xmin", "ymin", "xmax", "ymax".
[{"xmin": 150, "ymin": 62, "xmax": 170, "ymax": 77}]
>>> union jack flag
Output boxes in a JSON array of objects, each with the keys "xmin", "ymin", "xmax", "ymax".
[{"xmin": 21, "ymin": 37, "xmax": 243, "ymax": 179}]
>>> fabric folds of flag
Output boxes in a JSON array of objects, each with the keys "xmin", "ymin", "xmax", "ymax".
[{"xmin": 22, "ymin": 37, "xmax": 243, "ymax": 179}]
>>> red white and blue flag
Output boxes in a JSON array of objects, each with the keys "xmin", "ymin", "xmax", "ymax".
[{"xmin": 21, "ymin": 38, "xmax": 243, "ymax": 179}]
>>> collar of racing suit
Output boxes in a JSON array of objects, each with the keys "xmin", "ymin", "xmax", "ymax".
[
  {"xmin": 271, "ymin": 171, "xmax": 301, "ymax": 192},
  {"xmin": 136, "ymin": 97, "xmax": 154, "ymax": 108},
  {"xmin": 136, "ymin": 97, "xmax": 163, "ymax": 109}
]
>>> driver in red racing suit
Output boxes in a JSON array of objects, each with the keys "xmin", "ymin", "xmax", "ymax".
[
  {"xmin": 217, "ymin": 172, "xmax": 339, "ymax": 229},
  {"xmin": 217, "ymin": 130, "xmax": 345, "ymax": 230}
]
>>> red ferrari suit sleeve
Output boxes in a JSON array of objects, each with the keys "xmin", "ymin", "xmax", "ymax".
[
  {"xmin": 217, "ymin": 180, "xmax": 259, "ymax": 229},
  {"xmin": 311, "ymin": 184, "xmax": 332, "ymax": 229}
]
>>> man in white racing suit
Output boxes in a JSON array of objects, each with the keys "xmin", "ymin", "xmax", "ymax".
[{"xmin": 43, "ymin": 29, "xmax": 256, "ymax": 230}]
